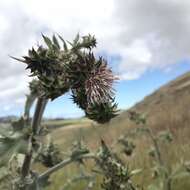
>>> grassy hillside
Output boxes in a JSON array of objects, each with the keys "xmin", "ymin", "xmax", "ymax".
[{"xmin": 35, "ymin": 72, "xmax": 190, "ymax": 190}]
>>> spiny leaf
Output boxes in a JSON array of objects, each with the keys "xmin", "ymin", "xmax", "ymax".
[
  {"xmin": 58, "ymin": 34, "xmax": 68, "ymax": 51},
  {"xmin": 52, "ymin": 35, "xmax": 60, "ymax": 49},
  {"xmin": 73, "ymin": 33, "xmax": 80, "ymax": 44},
  {"xmin": 42, "ymin": 34, "xmax": 53, "ymax": 49},
  {"xmin": 31, "ymin": 48, "xmax": 39, "ymax": 59},
  {"xmin": 67, "ymin": 40, "xmax": 73, "ymax": 47},
  {"xmin": 9, "ymin": 56, "xmax": 26, "ymax": 63}
]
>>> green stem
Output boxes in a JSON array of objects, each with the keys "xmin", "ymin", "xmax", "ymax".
[
  {"xmin": 21, "ymin": 98, "xmax": 47, "ymax": 179},
  {"xmin": 39, "ymin": 153, "xmax": 97, "ymax": 180},
  {"xmin": 24, "ymin": 94, "xmax": 37, "ymax": 122},
  {"xmin": 32, "ymin": 98, "xmax": 47, "ymax": 135}
]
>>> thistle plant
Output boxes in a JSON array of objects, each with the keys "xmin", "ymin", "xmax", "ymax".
[
  {"xmin": 0, "ymin": 33, "xmax": 149, "ymax": 190},
  {"xmin": 0, "ymin": 33, "xmax": 138, "ymax": 190},
  {"xmin": 96, "ymin": 140, "xmax": 138, "ymax": 190},
  {"xmin": 14, "ymin": 34, "xmax": 117, "ymax": 122}
]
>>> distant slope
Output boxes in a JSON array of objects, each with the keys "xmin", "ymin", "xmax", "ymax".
[{"xmin": 115, "ymin": 71, "xmax": 190, "ymax": 131}]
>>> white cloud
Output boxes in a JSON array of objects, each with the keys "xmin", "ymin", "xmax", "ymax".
[
  {"xmin": 111, "ymin": 0, "xmax": 190, "ymax": 77},
  {"xmin": 0, "ymin": 14, "xmax": 10, "ymax": 36},
  {"xmin": 0, "ymin": 0, "xmax": 190, "ymax": 115}
]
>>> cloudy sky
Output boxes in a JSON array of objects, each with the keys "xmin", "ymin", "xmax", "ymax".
[{"xmin": 0, "ymin": 0, "xmax": 190, "ymax": 118}]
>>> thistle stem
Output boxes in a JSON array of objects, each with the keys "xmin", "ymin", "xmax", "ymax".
[
  {"xmin": 39, "ymin": 153, "xmax": 97, "ymax": 180},
  {"xmin": 21, "ymin": 97, "xmax": 47, "ymax": 179},
  {"xmin": 32, "ymin": 97, "xmax": 47, "ymax": 135}
]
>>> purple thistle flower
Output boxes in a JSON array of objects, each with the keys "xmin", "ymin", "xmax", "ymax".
[{"xmin": 85, "ymin": 58, "xmax": 117, "ymax": 105}]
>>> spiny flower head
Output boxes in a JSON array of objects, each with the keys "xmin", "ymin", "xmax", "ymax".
[{"xmin": 13, "ymin": 33, "xmax": 118, "ymax": 123}]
